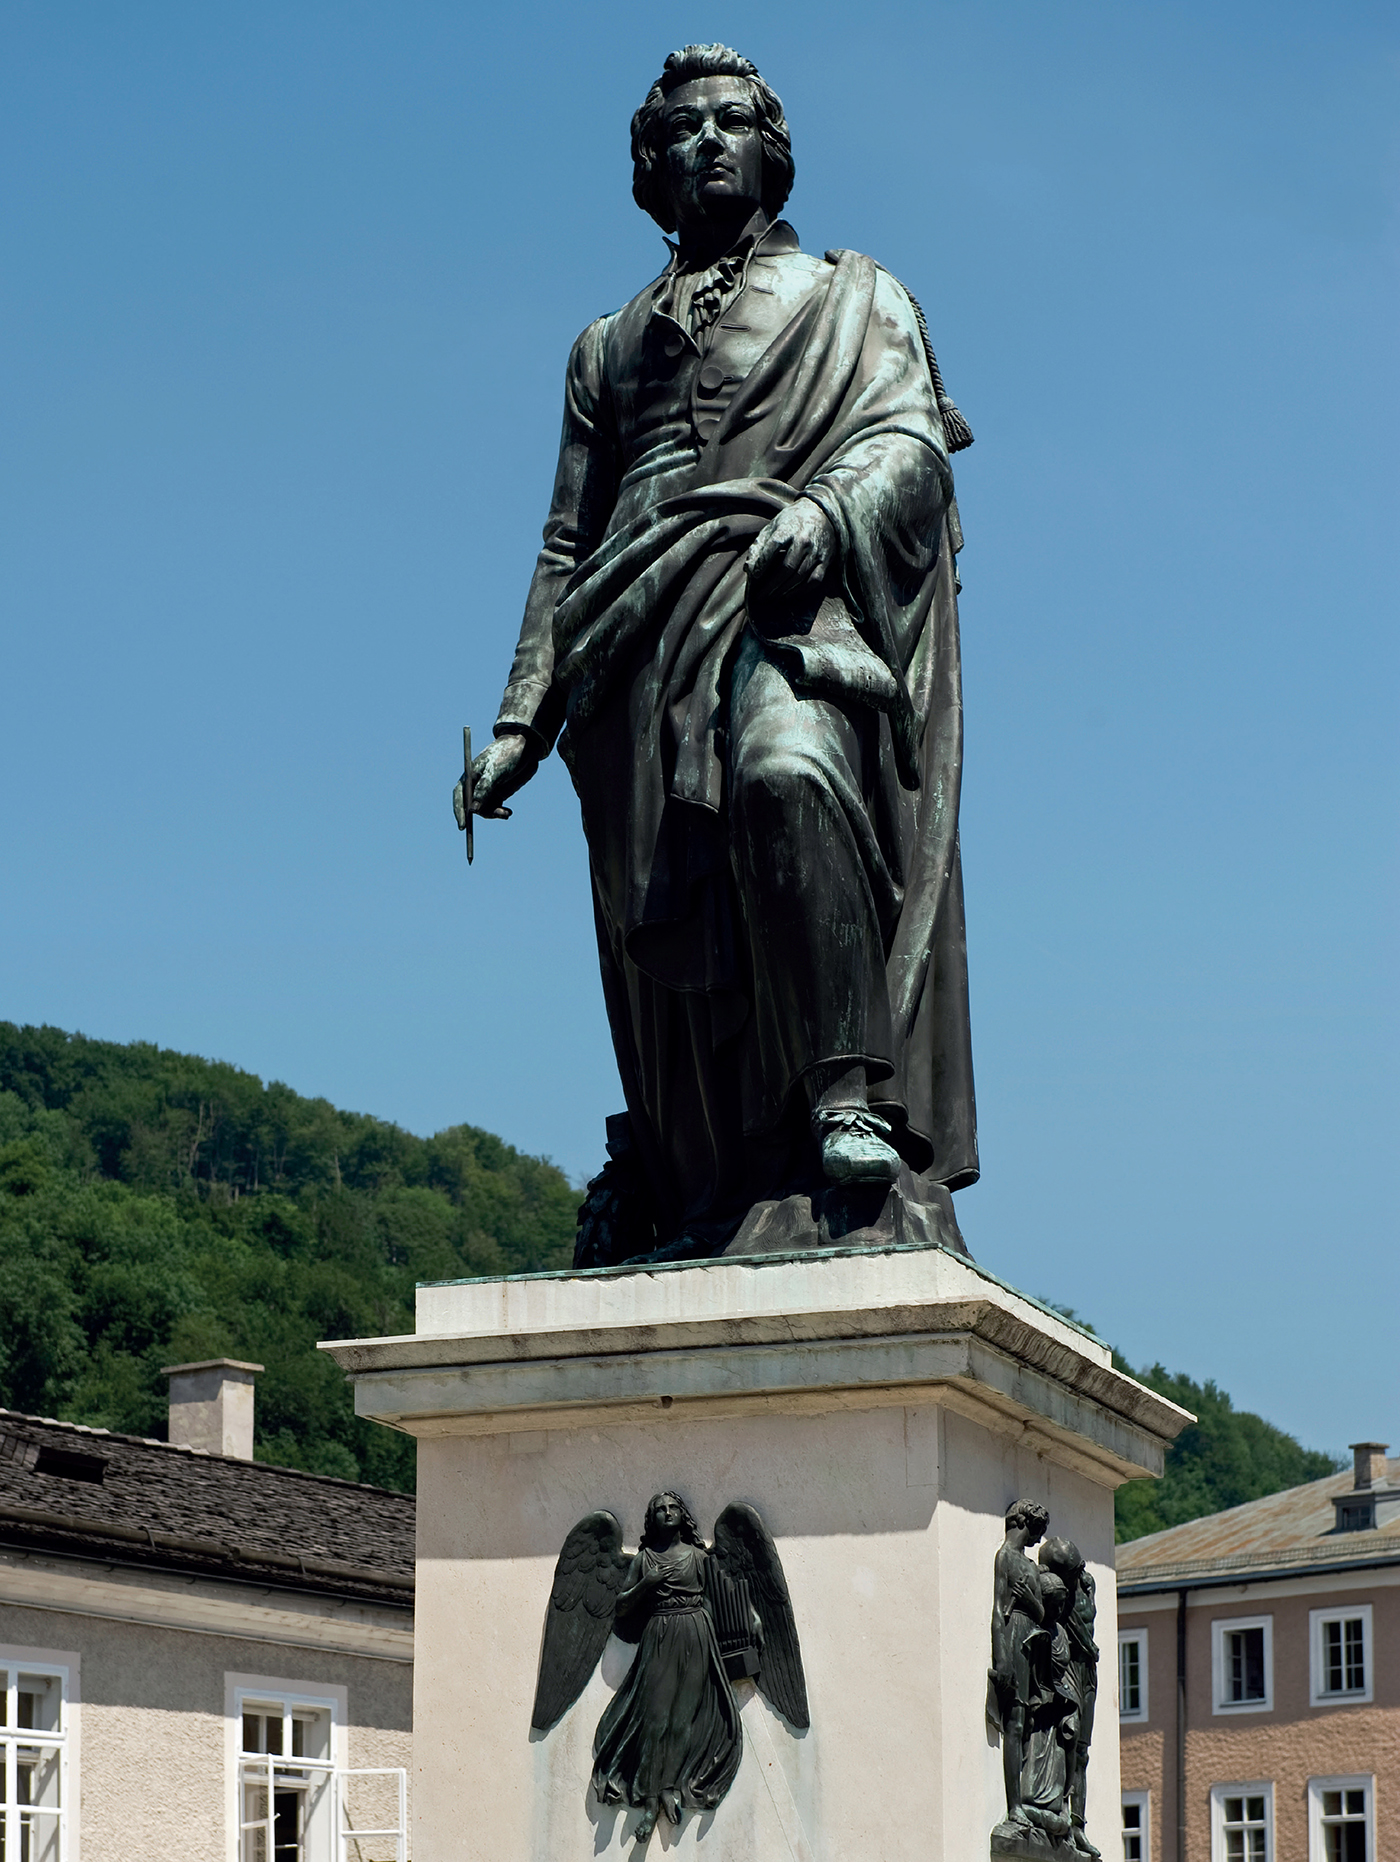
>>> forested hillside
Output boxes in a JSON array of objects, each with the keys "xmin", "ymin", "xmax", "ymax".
[
  {"xmin": 0, "ymin": 1023, "xmax": 577, "ymax": 1492},
  {"xmin": 1, "ymin": 1023, "xmax": 1342, "ymax": 1520},
  {"xmin": 1111, "ymin": 1361, "xmax": 1341, "ymax": 1541},
  {"xmin": 1045, "ymin": 1310, "xmax": 1343, "ymax": 1541}
]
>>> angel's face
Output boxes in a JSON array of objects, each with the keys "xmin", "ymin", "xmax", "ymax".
[{"xmin": 649, "ymin": 1494, "xmax": 683, "ymax": 1535}]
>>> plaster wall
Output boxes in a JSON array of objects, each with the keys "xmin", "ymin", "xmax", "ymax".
[
  {"xmin": 0, "ymin": 1597, "xmax": 411, "ymax": 1862},
  {"xmin": 413, "ymin": 1396, "xmax": 1121, "ymax": 1862}
]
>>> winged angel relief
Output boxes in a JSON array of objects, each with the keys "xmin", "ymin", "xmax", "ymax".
[{"xmin": 531, "ymin": 1492, "xmax": 809, "ymax": 1842}]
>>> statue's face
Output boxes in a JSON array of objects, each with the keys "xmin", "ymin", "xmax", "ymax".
[
  {"xmin": 661, "ymin": 77, "xmax": 764, "ymax": 235},
  {"xmin": 650, "ymin": 1494, "xmax": 683, "ymax": 1532},
  {"xmin": 1009, "ymin": 1510, "xmax": 1047, "ymax": 1547}
]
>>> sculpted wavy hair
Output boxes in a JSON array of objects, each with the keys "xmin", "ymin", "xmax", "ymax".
[
  {"xmin": 1005, "ymin": 1498, "xmax": 1050, "ymax": 1535},
  {"xmin": 631, "ymin": 44, "xmax": 795, "ymax": 233}
]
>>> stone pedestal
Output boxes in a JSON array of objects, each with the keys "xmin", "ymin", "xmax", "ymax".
[{"xmin": 322, "ymin": 1242, "xmax": 1188, "ymax": 1861}]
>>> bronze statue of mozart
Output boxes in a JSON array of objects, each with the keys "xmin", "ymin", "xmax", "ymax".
[{"xmin": 456, "ymin": 44, "xmax": 979, "ymax": 1265}]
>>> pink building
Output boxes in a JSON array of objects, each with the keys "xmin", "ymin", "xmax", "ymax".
[{"xmin": 1117, "ymin": 1442, "xmax": 1399, "ymax": 1862}]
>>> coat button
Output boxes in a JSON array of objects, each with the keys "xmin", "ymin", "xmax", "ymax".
[
  {"xmin": 663, "ymin": 333, "xmax": 684, "ymax": 358},
  {"xmin": 698, "ymin": 361, "xmax": 725, "ymax": 395}
]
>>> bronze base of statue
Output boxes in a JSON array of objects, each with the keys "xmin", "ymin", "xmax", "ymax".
[
  {"xmin": 631, "ymin": 1165, "xmax": 968, "ymax": 1266},
  {"xmin": 991, "ymin": 1823, "xmax": 1094, "ymax": 1860},
  {"xmin": 576, "ymin": 1113, "xmax": 970, "ymax": 1269},
  {"xmin": 724, "ymin": 1167, "xmax": 967, "ymax": 1258}
]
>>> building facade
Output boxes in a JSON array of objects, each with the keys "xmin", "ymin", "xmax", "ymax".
[
  {"xmin": 0, "ymin": 1366, "xmax": 414, "ymax": 1862},
  {"xmin": 1117, "ymin": 1442, "xmax": 1399, "ymax": 1862}
]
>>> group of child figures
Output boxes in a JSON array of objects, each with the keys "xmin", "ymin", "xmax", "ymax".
[{"xmin": 989, "ymin": 1498, "xmax": 1102, "ymax": 1857}]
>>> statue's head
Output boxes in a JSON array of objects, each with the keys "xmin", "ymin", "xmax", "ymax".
[
  {"xmin": 630, "ymin": 45, "xmax": 795, "ymax": 237},
  {"xmin": 1004, "ymin": 1498, "xmax": 1050, "ymax": 1544},
  {"xmin": 641, "ymin": 1490, "xmax": 704, "ymax": 1548},
  {"xmin": 1038, "ymin": 1536, "xmax": 1085, "ymax": 1586},
  {"xmin": 1038, "ymin": 1569, "xmax": 1069, "ymax": 1622}
]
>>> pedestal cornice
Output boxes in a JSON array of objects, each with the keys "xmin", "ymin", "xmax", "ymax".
[{"xmin": 320, "ymin": 1243, "xmax": 1189, "ymax": 1487}]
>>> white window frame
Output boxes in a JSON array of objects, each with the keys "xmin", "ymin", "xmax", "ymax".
[
  {"xmin": 225, "ymin": 1671, "xmax": 344, "ymax": 1862},
  {"xmin": 1122, "ymin": 1788, "xmax": 1151, "ymax": 1861},
  {"xmin": 1309, "ymin": 1605, "xmax": 1373, "ymax": 1707},
  {"xmin": 0, "ymin": 1642, "xmax": 80, "ymax": 1862},
  {"xmin": 1119, "ymin": 1627, "xmax": 1149, "ymax": 1721},
  {"xmin": 1211, "ymin": 1781, "xmax": 1274, "ymax": 1862},
  {"xmin": 1307, "ymin": 1774, "xmax": 1374, "ymax": 1862},
  {"xmin": 223, "ymin": 1672, "xmax": 407, "ymax": 1862},
  {"xmin": 1211, "ymin": 1614, "xmax": 1273, "ymax": 1714}
]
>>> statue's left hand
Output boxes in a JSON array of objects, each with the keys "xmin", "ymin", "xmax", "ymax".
[{"xmin": 746, "ymin": 500, "xmax": 835, "ymax": 601}]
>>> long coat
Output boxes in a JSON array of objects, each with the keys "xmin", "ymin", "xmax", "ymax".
[{"xmin": 494, "ymin": 219, "xmax": 978, "ymax": 1241}]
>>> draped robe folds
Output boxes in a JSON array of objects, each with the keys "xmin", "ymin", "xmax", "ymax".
[
  {"xmin": 591, "ymin": 1543, "xmax": 741, "ymax": 1815},
  {"xmin": 1021, "ymin": 1618, "xmax": 1079, "ymax": 1837},
  {"xmin": 495, "ymin": 223, "xmax": 978, "ymax": 1245}
]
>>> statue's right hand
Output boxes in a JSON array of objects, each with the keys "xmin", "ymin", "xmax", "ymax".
[{"xmin": 453, "ymin": 731, "xmax": 540, "ymax": 828}]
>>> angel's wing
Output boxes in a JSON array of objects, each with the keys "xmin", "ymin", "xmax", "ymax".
[
  {"xmin": 530, "ymin": 1510, "xmax": 630, "ymax": 1732},
  {"xmin": 711, "ymin": 1502, "xmax": 810, "ymax": 1729}
]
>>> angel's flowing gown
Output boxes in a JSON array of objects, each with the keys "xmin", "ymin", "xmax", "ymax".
[{"xmin": 592, "ymin": 1542, "xmax": 742, "ymax": 1812}]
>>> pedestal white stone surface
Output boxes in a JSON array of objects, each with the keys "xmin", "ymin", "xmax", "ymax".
[{"xmin": 322, "ymin": 1243, "xmax": 1189, "ymax": 1861}]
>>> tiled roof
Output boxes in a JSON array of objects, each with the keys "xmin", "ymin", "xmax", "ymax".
[
  {"xmin": 0, "ymin": 1408, "xmax": 414, "ymax": 1606},
  {"xmin": 1117, "ymin": 1462, "xmax": 1400, "ymax": 1589}
]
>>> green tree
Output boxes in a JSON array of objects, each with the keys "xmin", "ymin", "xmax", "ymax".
[
  {"xmin": 0, "ymin": 1024, "xmax": 581, "ymax": 1491},
  {"xmin": 1113, "ymin": 1364, "xmax": 1342, "ymax": 1542},
  {"xmin": 1038, "ymin": 1302, "xmax": 1342, "ymax": 1541}
]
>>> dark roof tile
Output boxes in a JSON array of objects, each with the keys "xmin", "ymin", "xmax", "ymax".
[{"xmin": 0, "ymin": 1409, "xmax": 414, "ymax": 1606}]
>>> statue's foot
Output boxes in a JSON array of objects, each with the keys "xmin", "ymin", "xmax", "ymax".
[
  {"xmin": 1031, "ymin": 1811, "xmax": 1072, "ymax": 1843},
  {"xmin": 660, "ymin": 1789, "xmax": 682, "ymax": 1825},
  {"xmin": 992, "ymin": 1814, "xmax": 1033, "ymax": 1842},
  {"xmin": 816, "ymin": 1109, "xmax": 900, "ymax": 1185},
  {"xmin": 1072, "ymin": 1828, "xmax": 1101, "ymax": 1857}
]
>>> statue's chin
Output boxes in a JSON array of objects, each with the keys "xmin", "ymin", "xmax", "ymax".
[{"xmin": 679, "ymin": 190, "xmax": 758, "ymax": 232}]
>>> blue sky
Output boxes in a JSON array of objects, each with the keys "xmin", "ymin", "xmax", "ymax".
[{"xmin": 3, "ymin": 2, "xmax": 1395, "ymax": 1455}]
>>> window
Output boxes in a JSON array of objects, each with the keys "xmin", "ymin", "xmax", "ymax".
[
  {"xmin": 1308, "ymin": 1776, "xmax": 1373, "ymax": 1862},
  {"xmin": 226, "ymin": 1674, "xmax": 407, "ymax": 1862},
  {"xmin": 1310, "ymin": 1606, "xmax": 1373, "ymax": 1706},
  {"xmin": 1119, "ymin": 1630, "xmax": 1148, "ymax": 1721},
  {"xmin": 1211, "ymin": 1615, "xmax": 1273, "ymax": 1714},
  {"xmin": 1335, "ymin": 1498, "xmax": 1374, "ymax": 1532},
  {"xmin": 230, "ymin": 1679, "xmax": 339, "ymax": 1862},
  {"xmin": 1211, "ymin": 1783, "xmax": 1273, "ymax": 1862},
  {"xmin": 31, "ymin": 1447, "xmax": 106, "ymax": 1484},
  {"xmin": 1122, "ymin": 1790, "xmax": 1150, "ymax": 1861},
  {"xmin": 0, "ymin": 1655, "xmax": 73, "ymax": 1862}
]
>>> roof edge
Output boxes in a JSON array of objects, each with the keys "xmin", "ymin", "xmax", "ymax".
[
  {"xmin": 0, "ymin": 1500, "xmax": 414, "ymax": 1596},
  {"xmin": 0, "ymin": 1408, "xmax": 414, "ymax": 1503},
  {"xmin": 1119, "ymin": 1532, "xmax": 1400, "ymax": 1588},
  {"xmin": 1120, "ymin": 1548, "xmax": 1400, "ymax": 1595}
]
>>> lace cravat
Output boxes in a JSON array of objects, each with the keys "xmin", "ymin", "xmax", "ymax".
[{"xmin": 685, "ymin": 252, "xmax": 744, "ymax": 336}]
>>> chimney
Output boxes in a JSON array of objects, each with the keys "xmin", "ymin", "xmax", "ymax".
[
  {"xmin": 1349, "ymin": 1441, "xmax": 1389, "ymax": 1490},
  {"xmin": 162, "ymin": 1359, "xmax": 264, "ymax": 1459}
]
